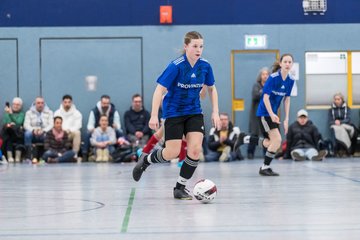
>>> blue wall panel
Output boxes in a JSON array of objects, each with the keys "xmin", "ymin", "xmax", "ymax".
[
  {"xmin": 0, "ymin": 39, "xmax": 18, "ymax": 121},
  {"xmin": 40, "ymin": 37, "xmax": 142, "ymax": 130}
]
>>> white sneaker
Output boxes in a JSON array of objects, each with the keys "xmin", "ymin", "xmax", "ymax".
[
  {"xmin": 219, "ymin": 146, "xmax": 231, "ymax": 162},
  {"xmin": 96, "ymin": 149, "xmax": 102, "ymax": 162},
  {"xmin": 0, "ymin": 156, "xmax": 8, "ymax": 165},
  {"xmin": 15, "ymin": 150, "xmax": 22, "ymax": 162},
  {"xmin": 103, "ymin": 149, "xmax": 110, "ymax": 162},
  {"xmin": 311, "ymin": 150, "xmax": 328, "ymax": 161},
  {"xmin": 7, "ymin": 151, "xmax": 14, "ymax": 163}
]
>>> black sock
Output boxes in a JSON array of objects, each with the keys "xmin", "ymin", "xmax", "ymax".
[
  {"xmin": 176, "ymin": 155, "xmax": 199, "ymax": 189},
  {"xmin": 264, "ymin": 150, "xmax": 276, "ymax": 166},
  {"xmin": 146, "ymin": 149, "xmax": 168, "ymax": 164}
]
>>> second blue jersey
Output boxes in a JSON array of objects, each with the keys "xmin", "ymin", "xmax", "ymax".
[
  {"xmin": 256, "ymin": 71, "xmax": 295, "ymax": 117},
  {"xmin": 157, "ymin": 54, "xmax": 215, "ymax": 119}
]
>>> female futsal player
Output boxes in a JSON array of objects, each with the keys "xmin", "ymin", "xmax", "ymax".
[{"xmin": 132, "ymin": 31, "xmax": 221, "ymax": 199}]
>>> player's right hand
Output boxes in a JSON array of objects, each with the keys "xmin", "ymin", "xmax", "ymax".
[
  {"xmin": 270, "ymin": 114, "xmax": 280, "ymax": 124},
  {"xmin": 148, "ymin": 116, "xmax": 159, "ymax": 131}
]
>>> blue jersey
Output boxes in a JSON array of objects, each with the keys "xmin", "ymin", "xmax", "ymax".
[
  {"xmin": 256, "ymin": 71, "xmax": 295, "ymax": 117},
  {"xmin": 157, "ymin": 54, "xmax": 215, "ymax": 118}
]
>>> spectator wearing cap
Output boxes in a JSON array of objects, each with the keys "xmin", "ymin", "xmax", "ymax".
[{"xmin": 285, "ymin": 109, "xmax": 327, "ymax": 161}]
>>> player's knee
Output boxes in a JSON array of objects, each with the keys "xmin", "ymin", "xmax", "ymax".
[{"xmin": 187, "ymin": 146, "xmax": 202, "ymax": 159}]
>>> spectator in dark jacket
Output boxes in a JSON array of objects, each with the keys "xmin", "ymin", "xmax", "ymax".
[
  {"xmin": 205, "ymin": 113, "xmax": 243, "ymax": 162},
  {"xmin": 42, "ymin": 116, "xmax": 75, "ymax": 163},
  {"xmin": 124, "ymin": 94, "xmax": 151, "ymax": 147},
  {"xmin": 328, "ymin": 92, "xmax": 357, "ymax": 156},
  {"xmin": 286, "ymin": 109, "xmax": 327, "ymax": 161}
]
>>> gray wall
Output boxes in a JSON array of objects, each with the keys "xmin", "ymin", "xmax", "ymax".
[{"xmin": 0, "ymin": 24, "xmax": 359, "ymax": 139}]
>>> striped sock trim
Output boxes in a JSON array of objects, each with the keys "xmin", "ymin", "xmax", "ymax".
[
  {"xmin": 184, "ymin": 156, "xmax": 199, "ymax": 167},
  {"xmin": 265, "ymin": 151, "xmax": 276, "ymax": 158},
  {"xmin": 156, "ymin": 149, "xmax": 168, "ymax": 163},
  {"xmin": 149, "ymin": 150, "xmax": 168, "ymax": 163}
]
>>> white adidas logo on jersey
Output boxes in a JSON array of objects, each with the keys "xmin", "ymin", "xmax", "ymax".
[
  {"xmin": 191, "ymin": 73, "xmax": 196, "ymax": 78},
  {"xmin": 281, "ymin": 85, "xmax": 285, "ymax": 89}
]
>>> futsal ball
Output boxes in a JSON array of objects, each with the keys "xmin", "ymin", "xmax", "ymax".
[{"xmin": 193, "ymin": 179, "xmax": 217, "ymax": 203}]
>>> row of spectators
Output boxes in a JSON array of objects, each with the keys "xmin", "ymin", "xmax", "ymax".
[{"xmin": 0, "ymin": 94, "xmax": 151, "ymax": 163}]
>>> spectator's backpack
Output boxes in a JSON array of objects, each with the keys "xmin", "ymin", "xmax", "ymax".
[{"xmin": 111, "ymin": 145, "xmax": 137, "ymax": 163}]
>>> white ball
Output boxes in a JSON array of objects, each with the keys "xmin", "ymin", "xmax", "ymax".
[{"xmin": 193, "ymin": 179, "xmax": 217, "ymax": 203}]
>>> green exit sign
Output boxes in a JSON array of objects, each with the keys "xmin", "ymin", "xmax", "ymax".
[{"xmin": 244, "ymin": 35, "xmax": 267, "ymax": 49}]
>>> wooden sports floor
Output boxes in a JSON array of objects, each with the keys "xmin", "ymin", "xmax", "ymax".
[{"xmin": 1, "ymin": 158, "xmax": 360, "ymax": 240}]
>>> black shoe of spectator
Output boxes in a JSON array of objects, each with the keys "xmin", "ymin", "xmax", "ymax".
[{"xmin": 247, "ymin": 153, "xmax": 254, "ymax": 159}]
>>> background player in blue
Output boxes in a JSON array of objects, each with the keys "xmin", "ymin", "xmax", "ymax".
[
  {"xmin": 132, "ymin": 31, "xmax": 221, "ymax": 199},
  {"xmin": 256, "ymin": 54, "xmax": 295, "ymax": 176}
]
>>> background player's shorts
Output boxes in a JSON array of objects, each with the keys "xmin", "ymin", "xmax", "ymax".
[
  {"xmin": 164, "ymin": 114, "xmax": 204, "ymax": 141},
  {"xmin": 258, "ymin": 116, "xmax": 280, "ymax": 138}
]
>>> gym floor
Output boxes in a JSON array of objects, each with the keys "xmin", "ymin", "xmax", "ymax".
[{"xmin": 1, "ymin": 158, "xmax": 360, "ymax": 240}]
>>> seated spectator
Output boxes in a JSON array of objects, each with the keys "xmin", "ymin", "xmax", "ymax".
[
  {"xmin": 328, "ymin": 93, "xmax": 358, "ymax": 156},
  {"xmin": 2, "ymin": 97, "xmax": 25, "ymax": 163},
  {"xmin": 83, "ymin": 95, "xmax": 122, "ymax": 160},
  {"xmin": 54, "ymin": 95, "xmax": 82, "ymax": 158},
  {"xmin": 124, "ymin": 94, "xmax": 151, "ymax": 148},
  {"xmin": 42, "ymin": 116, "xmax": 75, "ymax": 163},
  {"xmin": 90, "ymin": 115, "xmax": 116, "ymax": 162},
  {"xmin": 24, "ymin": 97, "xmax": 53, "ymax": 163},
  {"xmin": 285, "ymin": 109, "xmax": 327, "ymax": 161},
  {"xmin": 205, "ymin": 113, "xmax": 243, "ymax": 162}
]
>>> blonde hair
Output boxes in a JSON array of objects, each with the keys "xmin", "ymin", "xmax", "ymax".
[
  {"xmin": 182, "ymin": 31, "xmax": 203, "ymax": 54},
  {"xmin": 184, "ymin": 31, "xmax": 203, "ymax": 44}
]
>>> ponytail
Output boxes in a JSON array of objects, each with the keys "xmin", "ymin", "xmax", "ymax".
[{"xmin": 272, "ymin": 61, "xmax": 281, "ymax": 73}]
